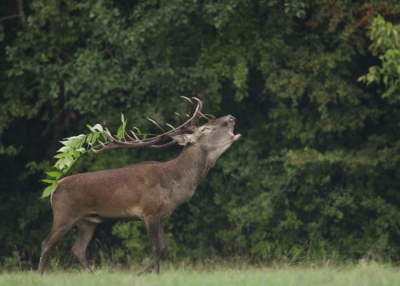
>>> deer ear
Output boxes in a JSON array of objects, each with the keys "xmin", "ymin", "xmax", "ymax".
[{"xmin": 170, "ymin": 133, "xmax": 197, "ymax": 146}]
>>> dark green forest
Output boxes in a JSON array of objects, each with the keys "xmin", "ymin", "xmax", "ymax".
[{"xmin": 1, "ymin": 0, "xmax": 400, "ymax": 270}]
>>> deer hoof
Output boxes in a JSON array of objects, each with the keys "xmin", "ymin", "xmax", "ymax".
[{"xmin": 137, "ymin": 269, "xmax": 152, "ymax": 276}]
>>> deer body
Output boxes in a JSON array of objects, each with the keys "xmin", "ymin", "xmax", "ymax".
[
  {"xmin": 38, "ymin": 98, "xmax": 240, "ymax": 275},
  {"xmin": 53, "ymin": 145, "xmax": 211, "ymax": 224}
]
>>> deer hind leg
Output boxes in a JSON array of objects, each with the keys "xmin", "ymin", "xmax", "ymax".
[
  {"xmin": 138, "ymin": 216, "xmax": 167, "ymax": 275},
  {"xmin": 38, "ymin": 220, "xmax": 76, "ymax": 275},
  {"xmin": 137, "ymin": 261, "xmax": 154, "ymax": 276},
  {"xmin": 71, "ymin": 219, "xmax": 98, "ymax": 274}
]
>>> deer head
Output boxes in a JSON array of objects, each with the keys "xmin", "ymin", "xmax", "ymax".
[{"xmin": 170, "ymin": 115, "xmax": 241, "ymax": 163}]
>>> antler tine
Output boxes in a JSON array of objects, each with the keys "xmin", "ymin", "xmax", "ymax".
[
  {"xmin": 192, "ymin": 97, "xmax": 203, "ymax": 111},
  {"xmin": 130, "ymin": 130, "xmax": 140, "ymax": 141},
  {"xmin": 175, "ymin": 112, "xmax": 183, "ymax": 125},
  {"xmin": 105, "ymin": 128, "xmax": 117, "ymax": 142},
  {"xmin": 198, "ymin": 111, "xmax": 210, "ymax": 121},
  {"xmin": 124, "ymin": 131, "xmax": 136, "ymax": 142},
  {"xmin": 165, "ymin": 123, "xmax": 176, "ymax": 131},
  {"xmin": 190, "ymin": 97, "xmax": 203, "ymax": 126},
  {"xmin": 92, "ymin": 140, "xmax": 106, "ymax": 153},
  {"xmin": 146, "ymin": 117, "xmax": 166, "ymax": 133},
  {"xmin": 180, "ymin": 96, "xmax": 193, "ymax": 105},
  {"xmin": 181, "ymin": 96, "xmax": 193, "ymax": 119},
  {"xmin": 202, "ymin": 113, "xmax": 216, "ymax": 120}
]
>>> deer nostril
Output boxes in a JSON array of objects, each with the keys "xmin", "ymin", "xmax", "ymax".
[{"xmin": 229, "ymin": 116, "xmax": 236, "ymax": 122}]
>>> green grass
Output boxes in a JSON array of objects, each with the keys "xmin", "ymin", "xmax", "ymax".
[{"xmin": 1, "ymin": 262, "xmax": 399, "ymax": 286}]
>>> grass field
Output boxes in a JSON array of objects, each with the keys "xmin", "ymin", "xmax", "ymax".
[{"xmin": 1, "ymin": 262, "xmax": 399, "ymax": 286}]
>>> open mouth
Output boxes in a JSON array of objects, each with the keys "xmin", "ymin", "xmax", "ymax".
[
  {"xmin": 229, "ymin": 122, "xmax": 241, "ymax": 142},
  {"xmin": 232, "ymin": 133, "xmax": 241, "ymax": 142}
]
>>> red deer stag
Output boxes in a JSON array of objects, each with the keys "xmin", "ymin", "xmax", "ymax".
[{"xmin": 38, "ymin": 97, "xmax": 241, "ymax": 275}]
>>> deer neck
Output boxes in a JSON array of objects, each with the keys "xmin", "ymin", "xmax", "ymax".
[{"xmin": 167, "ymin": 144, "xmax": 214, "ymax": 205}]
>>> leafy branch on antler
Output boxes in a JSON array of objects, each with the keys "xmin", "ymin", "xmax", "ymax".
[{"xmin": 41, "ymin": 97, "xmax": 208, "ymax": 198}]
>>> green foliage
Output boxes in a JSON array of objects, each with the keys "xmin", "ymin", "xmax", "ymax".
[
  {"xmin": 41, "ymin": 128, "xmax": 101, "ymax": 198},
  {"xmin": 358, "ymin": 15, "xmax": 400, "ymax": 103},
  {"xmin": 116, "ymin": 114, "xmax": 127, "ymax": 141},
  {"xmin": 111, "ymin": 222, "xmax": 150, "ymax": 263},
  {"xmin": 41, "ymin": 115, "xmax": 134, "ymax": 197}
]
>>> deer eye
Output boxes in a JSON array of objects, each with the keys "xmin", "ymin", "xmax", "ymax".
[{"xmin": 201, "ymin": 127, "xmax": 210, "ymax": 132}]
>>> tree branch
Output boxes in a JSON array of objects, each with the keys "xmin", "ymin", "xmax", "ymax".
[
  {"xmin": 0, "ymin": 15, "xmax": 20, "ymax": 23},
  {"xmin": 17, "ymin": 0, "xmax": 26, "ymax": 27}
]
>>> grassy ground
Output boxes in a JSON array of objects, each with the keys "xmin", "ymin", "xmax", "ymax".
[{"xmin": 1, "ymin": 262, "xmax": 399, "ymax": 286}]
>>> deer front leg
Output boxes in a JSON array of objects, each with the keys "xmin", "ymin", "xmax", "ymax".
[
  {"xmin": 138, "ymin": 216, "xmax": 167, "ymax": 275},
  {"xmin": 71, "ymin": 219, "xmax": 98, "ymax": 274}
]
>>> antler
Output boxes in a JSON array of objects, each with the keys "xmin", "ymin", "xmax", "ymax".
[{"xmin": 92, "ymin": 97, "xmax": 204, "ymax": 153}]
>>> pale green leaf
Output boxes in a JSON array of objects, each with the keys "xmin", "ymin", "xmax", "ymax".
[
  {"xmin": 54, "ymin": 153, "xmax": 66, "ymax": 159},
  {"xmin": 87, "ymin": 134, "xmax": 93, "ymax": 144},
  {"xmin": 117, "ymin": 125, "xmax": 124, "ymax": 140},
  {"xmin": 46, "ymin": 171, "xmax": 62, "ymax": 179},
  {"xmin": 42, "ymin": 183, "xmax": 58, "ymax": 198},
  {"xmin": 133, "ymin": 127, "xmax": 142, "ymax": 135},
  {"xmin": 91, "ymin": 133, "xmax": 99, "ymax": 145},
  {"xmin": 41, "ymin": 179, "xmax": 56, "ymax": 184},
  {"xmin": 59, "ymin": 159, "xmax": 66, "ymax": 170},
  {"xmin": 57, "ymin": 146, "xmax": 71, "ymax": 153},
  {"xmin": 92, "ymin": 124, "xmax": 103, "ymax": 133},
  {"xmin": 64, "ymin": 155, "xmax": 73, "ymax": 167}
]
